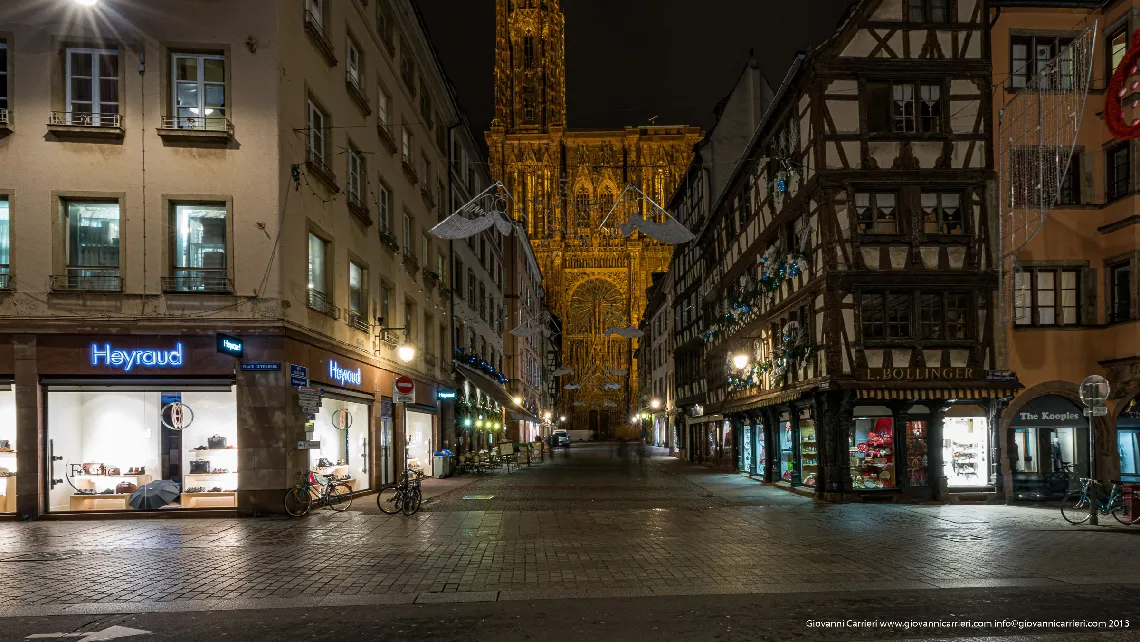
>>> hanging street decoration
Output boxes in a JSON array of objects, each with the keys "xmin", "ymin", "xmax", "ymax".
[
  {"xmin": 564, "ymin": 383, "xmax": 581, "ymax": 390},
  {"xmin": 455, "ymin": 348, "xmax": 509, "ymax": 384},
  {"xmin": 605, "ymin": 325, "xmax": 644, "ymax": 339},
  {"xmin": 551, "ymin": 367, "xmax": 575, "ymax": 377},
  {"xmin": 603, "ymin": 383, "xmax": 622, "ymax": 390},
  {"xmin": 1105, "ymin": 30, "xmax": 1140, "ymax": 139},
  {"xmin": 605, "ymin": 368, "xmax": 628, "ymax": 375},
  {"xmin": 430, "ymin": 181, "xmax": 519, "ymax": 240},
  {"xmin": 724, "ymin": 320, "xmax": 814, "ymax": 392},
  {"xmin": 599, "ymin": 184, "xmax": 696, "ymax": 244}
]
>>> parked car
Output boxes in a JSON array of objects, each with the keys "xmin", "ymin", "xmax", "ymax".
[{"xmin": 551, "ymin": 431, "xmax": 570, "ymax": 448}]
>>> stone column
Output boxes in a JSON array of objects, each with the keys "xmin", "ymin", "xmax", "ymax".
[
  {"xmin": 929, "ymin": 402, "xmax": 947, "ymax": 503},
  {"xmin": 236, "ymin": 363, "xmax": 297, "ymax": 516},
  {"xmin": 14, "ymin": 335, "xmax": 41, "ymax": 520}
]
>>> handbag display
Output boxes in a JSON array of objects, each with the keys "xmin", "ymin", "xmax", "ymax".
[
  {"xmin": 0, "ymin": 439, "xmax": 11, "ymax": 450},
  {"xmin": 82, "ymin": 462, "xmax": 105, "ymax": 476},
  {"xmin": 105, "ymin": 467, "xmax": 121, "ymax": 476},
  {"xmin": 208, "ymin": 435, "xmax": 228, "ymax": 449},
  {"xmin": 189, "ymin": 460, "xmax": 210, "ymax": 474},
  {"xmin": 115, "ymin": 481, "xmax": 137, "ymax": 494}
]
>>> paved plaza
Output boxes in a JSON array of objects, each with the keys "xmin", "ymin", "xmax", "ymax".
[{"xmin": 0, "ymin": 444, "xmax": 1138, "ymax": 640}]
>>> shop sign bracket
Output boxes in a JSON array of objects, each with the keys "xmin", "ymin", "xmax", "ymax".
[
  {"xmin": 1083, "ymin": 406, "xmax": 1107, "ymax": 416},
  {"xmin": 298, "ymin": 440, "xmax": 321, "ymax": 450}
]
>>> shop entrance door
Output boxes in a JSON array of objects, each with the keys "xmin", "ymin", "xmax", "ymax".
[{"xmin": 405, "ymin": 410, "xmax": 434, "ymax": 477}]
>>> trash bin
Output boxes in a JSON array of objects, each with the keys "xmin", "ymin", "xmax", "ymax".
[{"xmin": 433, "ymin": 451, "xmax": 455, "ymax": 478}]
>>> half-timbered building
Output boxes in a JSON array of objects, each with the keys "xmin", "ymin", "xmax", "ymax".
[{"xmin": 698, "ymin": 0, "xmax": 1013, "ymax": 501}]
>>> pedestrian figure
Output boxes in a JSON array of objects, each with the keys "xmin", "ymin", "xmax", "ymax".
[
  {"xmin": 636, "ymin": 439, "xmax": 648, "ymax": 478},
  {"xmin": 617, "ymin": 438, "xmax": 630, "ymax": 476}
]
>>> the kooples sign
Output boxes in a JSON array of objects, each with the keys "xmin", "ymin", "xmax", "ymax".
[
  {"xmin": 91, "ymin": 342, "xmax": 184, "ymax": 371},
  {"xmin": 863, "ymin": 367, "xmax": 976, "ymax": 381},
  {"xmin": 1017, "ymin": 409, "xmax": 1082, "ymax": 424}
]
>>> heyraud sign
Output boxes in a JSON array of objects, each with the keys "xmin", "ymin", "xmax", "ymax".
[
  {"xmin": 328, "ymin": 360, "xmax": 361, "ymax": 386},
  {"xmin": 91, "ymin": 342, "xmax": 184, "ymax": 371}
]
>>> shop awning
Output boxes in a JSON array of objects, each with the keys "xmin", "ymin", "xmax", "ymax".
[
  {"xmin": 856, "ymin": 386, "xmax": 1020, "ymax": 400},
  {"xmin": 723, "ymin": 385, "xmax": 816, "ymax": 414},
  {"xmin": 455, "ymin": 362, "xmax": 516, "ymax": 409},
  {"xmin": 510, "ymin": 410, "xmax": 542, "ymax": 423}
]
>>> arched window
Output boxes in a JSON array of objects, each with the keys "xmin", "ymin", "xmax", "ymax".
[
  {"xmin": 523, "ymin": 34, "xmax": 535, "ymax": 68},
  {"xmin": 576, "ymin": 189, "xmax": 590, "ymax": 228},
  {"xmin": 598, "ymin": 187, "xmax": 615, "ymax": 227}
]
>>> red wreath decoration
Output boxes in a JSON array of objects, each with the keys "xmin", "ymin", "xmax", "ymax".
[
  {"xmin": 857, "ymin": 442, "xmax": 868, "ymax": 452},
  {"xmin": 1106, "ymin": 30, "xmax": 1140, "ymax": 139}
]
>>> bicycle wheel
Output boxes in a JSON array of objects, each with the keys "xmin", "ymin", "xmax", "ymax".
[
  {"xmin": 1060, "ymin": 490, "xmax": 1092, "ymax": 524},
  {"xmin": 376, "ymin": 486, "xmax": 402, "ymax": 514},
  {"xmin": 1110, "ymin": 492, "xmax": 1138, "ymax": 525},
  {"xmin": 402, "ymin": 487, "xmax": 422, "ymax": 515},
  {"xmin": 284, "ymin": 486, "xmax": 312, "ymax": 517},
  {"xmin": 327, "ymin": 483, "xmax": 353, "ymax": 512}
]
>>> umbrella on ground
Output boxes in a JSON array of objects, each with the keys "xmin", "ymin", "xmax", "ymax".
[{"xmin": 129, "ymin": 479, "xmax": 181, "ymax": 510}]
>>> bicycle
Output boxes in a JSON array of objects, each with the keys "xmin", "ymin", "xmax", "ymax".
[
  {"xmin": 1060, "ymin": 477, "xmax": 1137, "ymax": 525},
  {"xmin": 284, "ymin": 471, "xmax": 354, "ymax": 517},
  {"xmin": 1042, "ymin": 461, "xmax": 1076, "ymax": 495},
  {"xmin": 376, "ymin": 469, "xmax": 425, "ymax": 516}
]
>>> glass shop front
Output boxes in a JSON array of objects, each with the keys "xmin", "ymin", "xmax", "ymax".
[
  {"xmin": 797, "ymin": 408, "xmax": 818, "ymax": 488},
  {"xmin": 850, "ymin": 406, "xmax": 896, "ymax": 490},
  {"xmin": 941, "ymin": 405, "xmax": 991, "ymax": 488},
  {"xmin": 46, "ymin": 380, "xmax": 238, "ymax": 512},
  {"xmin": 308, "ymin": 392, "xmax": 372, "ymax": 493},
  {"xmin": 778, "ymin": 411, "xmax": 794, "ymax": 482},
  {"xmin": 1010, "ymin": 395, "xmax": 1088, "ymax": 499},
  {"xmin": 1118, "ymin": 399, "xmax": 1140, "ymax": 483},
  {"xmin": 0, "ymin": 384, "xmax": 15, "ymax": 513},
  {"xmin": 406, "ymin": 408, "xmax": 436, "ymax": 476}
]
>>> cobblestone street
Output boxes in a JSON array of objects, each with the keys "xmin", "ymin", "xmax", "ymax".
[{"xmin": 1, "ymin": 445, "xmax": 1138, "ymax": 640}]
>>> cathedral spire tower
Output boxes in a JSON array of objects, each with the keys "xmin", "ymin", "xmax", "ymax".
[{"xmin": 493, "ymin": 0, "xmax": 566, "ymax": 132}]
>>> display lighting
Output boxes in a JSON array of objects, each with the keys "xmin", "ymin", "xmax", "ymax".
[{"xmin": 733, "ymin": 353, "xmax": 750, "ymax": 370}]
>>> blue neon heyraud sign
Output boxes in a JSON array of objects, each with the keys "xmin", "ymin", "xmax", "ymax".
[
  {"xmin": 90, "ymin": 342, "xmax": 184, "ymax": 371},
  {"xmin": 328, "ymin": 359, "xmax": 361, "ymax": 386}
]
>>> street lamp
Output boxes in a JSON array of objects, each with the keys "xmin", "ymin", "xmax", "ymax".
[
  {"xmin": 75, "ymin": 0, "xmax": 98, "ymax": 5},
  {"xmin": 560, "ymin": 415, "xmax": 566, "ymax": 422},
  {"xmin": 397, "ymin": 342, "xmax": 416, "ymax": 363},
  {"xmin": 650, "ymin": 398, "xmax": 661, "ymax": 410},
  {"xmin": 544, "ymin": 411, "xmax": 552, "ymax": 421},
  {"xmin": 513, "ymin": 396, "xmax": 522, "ymax": 405},
  {"xmin": 732, "ymin": 353, "xmax": 750, "ymax": 370},
  {"xmin": 377, "ymin": 317, "xmax": 415, "ymax": 363}
]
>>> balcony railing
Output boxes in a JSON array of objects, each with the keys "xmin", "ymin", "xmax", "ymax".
[
  {"xmin": 307, "ymin": 288, "xmax": 340, "ymax": 319},
  {"xmin": 158, "ymin": 116, "xmax": 234, "ymax": 138},
  {"xmin": 377, "ymin": 121, "xmax": 398, "ymax": 153},
  {"xmin": 379, "ymin": 225, "xmax": 400, "ymax": 253},
  {"xmin": 49, "ymin": 111, "xmax": 122, "ymax": 129},
  {"xmin": 346, "ymin": 71, "xmax": 371, "ymax": 114},
  {"xmin": 402, "ymin": 250, "xmax": 420, "ymax": 271},
  {"xmin": 162, "ymin": 270, "xmax": 232, "ymax": 293},
  {"xmin": 51, "ymin": 269, "xmax": 122, "ymax": 292},
  {"xmin": 401, "ymin": 154, "xmax": 419, "ymax": 184},
  {"xmin": 0, "ymin": 108, "xmax": 9, "ymax": 129},
  {"xmin": 420, "ymin": 186, "xmax": 436, "ymax": 208},
  {"xmin": 303, "ymin": 8, "xmax": 337, "ymax": 65},
  {"xmin": 347, "ymin": 310, "xmax": 370, "ymax": 333},
  {"xmin": 347, "ymin": 190, "xmax": 372, "ymax": 225},
  {"xmin": 306, "ymin": 148, "xmax": 339, "ymax": 191},
  {"xmin": 422, "ymin": 270, "xmax": 441, "ymax": 289}
]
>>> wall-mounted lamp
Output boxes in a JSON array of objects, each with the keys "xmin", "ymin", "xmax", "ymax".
[{"xmin": 377, "ymin": 317, "xmax": 416, "ymax": 363}]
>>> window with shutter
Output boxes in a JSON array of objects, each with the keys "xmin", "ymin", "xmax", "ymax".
[{"xmin": 866, "ymin": 82, "xmax": 892, "ymax": 133}]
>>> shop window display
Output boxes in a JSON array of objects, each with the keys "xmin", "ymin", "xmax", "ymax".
[
  {"xmin": 406, "ymin": 410, "xmax": 434, "ymax": 476},
  {"xmin": 47, "ymin": 386, "xmax": 237, "ymax": 511},
  {"xmin": 850, "ymin": 416, "xmax": 895, "ymax": 489},
  {"xmin": 906, "ymin": 420, "xmax": 928, "ymax": 487},
  {"xmin": 942, "ymin": 416, "xmax": 989, "ymax": 487},
  {"xmin": 742, "ymin": 425, "xmax": 753, "ymax": 474},
  {"xmin": 309, "ymin": 396, "xmax": 371, "ymax": 492},
  {"xmin": 1117, "ymin": 399, "xmax": 1140, "ymax": 483},
  {"xmin": 755, "ymin": 426, "xmax": 767, "ymax": 478},
  {"xmin": 779, "ymin": 412, "xmax": 794, "ymax": 482},
  {"xmin": 798, "ymin": 410, "xmax": 818, "ymax": 488},
  {"xmin": 0, "ymin": 389, "xmax": 15, "ymax": 513}
]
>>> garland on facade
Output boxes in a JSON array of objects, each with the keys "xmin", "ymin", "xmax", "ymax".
[
  {"xmin": 456, "ymin": 396, "xmax": 505, "ymax": 434},
  {"xmin": 724, "ymin": 321, "xmax": 814, "ymax": 392},
  {"xmin": 703, "ymin": 243, "xmax": 810, "ymax": 344},
  {"xmin": 455, "ymin": 348, "xmax": 509, "ymax": 384}
]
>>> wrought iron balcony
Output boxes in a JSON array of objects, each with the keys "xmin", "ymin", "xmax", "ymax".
[
  {"xmin": 307, "ymin": 288, "xmax": 340, "ymax": 319},
  {"xmin": 347, "ymin": 310, "xmax": 370, "ymax": 333},
  {"xmin": 379, "ymin": 225, "xmax": 400, "ymax": 253},
  {"xmin": 51, "ymin": 269, "xmax": 122, "ymax": 292},
  {"xmin": 401, "ymin": 250, "xmax": 421, "ymax": 271},
  {"xmin": 346, "ymin": 71, "xmax": 371, "ymax": 114},
  {"xmin": 401, "ymin": 154, "xmax": 419, "ymax": 184},
  {"xmin": 347, "ymin": 190, "xmax": 372, "ymax": 225},
  {"xmin": 422, "ymin": 270, "xmax": 441, "ymax": 289},
  {"xmin": 162, "ymin": 270, "xmax": 232, "ymax": 293},
  {"xmin": 48, "ymin": 112, "xmax": 124, "ymax": 139},
  {"xmin": 377, "ymin": 121, "xmax": 398, "ymax": 153},
  {"xmin": 303, "ymin": 8, "xmax": 337, "ymax": 65},
  {"xmin": 305, "ymin": 148, "xmax": 339, "ymax": 191},
  {"xmin": 157, "ymin": 116, "xmax": 234, "ymax": 141},
  {"xmin": 420, "ymin": 185, "xmax": 436, "ymax": 208}
]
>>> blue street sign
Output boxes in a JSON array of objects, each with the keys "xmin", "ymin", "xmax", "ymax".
[
  {"xmin": 241, "ymin": 362, "xmax": 281, "ymax": 371},
  {"xmin": 289, "ymin": 364, "xmax": 309, "ymax": 388}
]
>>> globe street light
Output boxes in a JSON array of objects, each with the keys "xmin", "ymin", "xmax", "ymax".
[
  {"xmin": 397, "ymin": 343, "xmax": 416, "ymax": 363},
  {"xmin": 75, "ymin": 0, "xmax": 99, "ymax": 5},
  {"xmin": 560, "ymin": 416, "xmax": 566, "ymax": 422},
  {"xmin": 544, "ymin": 411, "xmax": 552, "ymax": 421},
  {"xmin": 650, "ymin": 398, "xmax": 661, "ymax": 410},
  {"xmin": 732, "ymin": 353, "xmax": 750, "ymax": 370},
  {"xmin": 513, "ymin": 396, "xmax": 522, "ymax": 405}
]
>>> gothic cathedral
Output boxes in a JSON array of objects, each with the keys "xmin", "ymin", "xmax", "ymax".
[{"xmin": 485, "ymin": 0, "xmax": 701, "ymax": 433}]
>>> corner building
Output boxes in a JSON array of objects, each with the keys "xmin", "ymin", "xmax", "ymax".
[
  {"xmin": 696, "ymin": 0, "xmax": 1010, "ymax": 501},
  {"xmin": 0, "ymin": 0, "xmax": 461, "ymax": 517},
  {"xmin": 485, "ymin": 0, "xmax": 701, "ymax": 436}
]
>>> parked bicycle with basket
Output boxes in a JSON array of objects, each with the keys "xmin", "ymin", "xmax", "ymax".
[
  {"xmin": 284, "ymin": 470, "xmax": 354, "ymax": 517},
  {"xmin": 376, "ymin": 469, "xmax": 425, "ymax": 516}
]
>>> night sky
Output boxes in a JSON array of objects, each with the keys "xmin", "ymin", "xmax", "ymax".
[{"xmin": 414, "ymin": 1, "xmax": 855, "ymax": 136}]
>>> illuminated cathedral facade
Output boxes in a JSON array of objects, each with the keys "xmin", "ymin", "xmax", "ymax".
[{"xmin": 485, "ymin": 0, "xmax": 701, "ymax": 433}]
